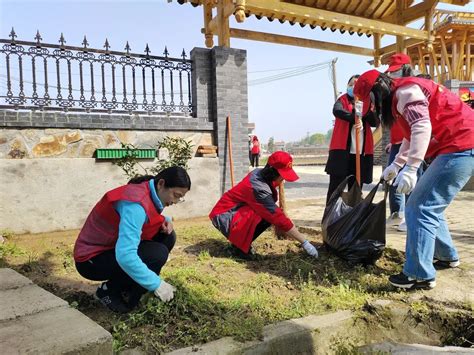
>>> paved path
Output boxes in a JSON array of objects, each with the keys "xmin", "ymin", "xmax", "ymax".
[
  {"xmin": 0, "ymin": 268, "xmax": 112, "ymax": 354},
  {"xmin": 287, "ymin": 166, "xmax": 474, "ymax": 266}
]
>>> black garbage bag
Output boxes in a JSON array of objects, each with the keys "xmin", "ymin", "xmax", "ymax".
[{"xmin": 322, "ymin": 176, "xmax": 387, "ymax": 265}]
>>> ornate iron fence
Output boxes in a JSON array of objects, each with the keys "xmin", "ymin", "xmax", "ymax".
[{"xmin": 0, "ymin": 29, "xmax": 193, "ymax": 114}]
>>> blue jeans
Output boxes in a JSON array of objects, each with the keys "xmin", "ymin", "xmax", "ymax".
[
  {"xmin": 403, "ymin": 148, "xmax": 474, "ymax": 280},
  {"xmin": 388, "ymin": 143, "xmax": 405, "ymax": 215}
]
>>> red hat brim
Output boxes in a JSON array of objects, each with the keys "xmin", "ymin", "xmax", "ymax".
[
  {"xmin": 386, "ymin": 63, "xmax": 403, "ymax": 73},
  {"xmin": 277, "ymin": 166, "xmax": 299, "ymax": 182}
]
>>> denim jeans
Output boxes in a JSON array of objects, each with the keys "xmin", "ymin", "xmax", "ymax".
[{"xmin": 403, "ymin": 148, "xmax": 474, "ymax": 280}]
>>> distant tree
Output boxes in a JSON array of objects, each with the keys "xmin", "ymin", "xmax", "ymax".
[{"xmin": 267, "ymin": 136, "xmax": 275, "ymax": 153}]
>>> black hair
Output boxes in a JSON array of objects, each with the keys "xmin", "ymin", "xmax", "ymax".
[
  {"xmin": 416, "ymin": 73, "xmax": 432, "ymax": 80},
  {"xmin": 261, "ymin": 164, "xmax": 281, "ymax": 183},
  {"xmin": 347, "ymin": 74, "xmax": 360, "ymax": 85},
  {"xmin": 128, "ymin": 166, "xmax": 191, "ymax": 190},
  {"xmin": 370, "ymin": 73, "xmax": 396, "ymax": 128},
  {"xmin": 400, "ymin": 64, "xmax": 414, "ymax": 77}
]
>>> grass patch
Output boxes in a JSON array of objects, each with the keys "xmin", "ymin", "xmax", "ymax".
[{"xmin": 2, "ymin": 219, "xmax": 471, "ymax": 353}]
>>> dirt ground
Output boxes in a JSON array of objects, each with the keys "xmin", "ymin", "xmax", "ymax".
[{"xmin": 1, "ymin": 209, "xmax": 473, "ymax": 352}]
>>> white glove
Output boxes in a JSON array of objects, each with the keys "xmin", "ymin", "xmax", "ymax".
[
  {"xmin": 394, "ymin": 165, "xmax": 418, "ymax": 195},
  {"xmin": 382, "ymin": 163, "xmax": 401, "ymax": 182},
  {"xmin": 153, "ymin": 280, "xmax": 176, "ymax": 302},
  {"xmin": 302, "ymin": 240, "xmax": 318, "ymax": 258}
]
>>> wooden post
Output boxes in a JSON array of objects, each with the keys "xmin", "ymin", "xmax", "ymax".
[
  {"xmin": 275, "ymin": 182, "xmax": 288, "ymax": 239},
  {"xmin": 227, "ymin": 115, "xmax": 235, "ymax": 187}
]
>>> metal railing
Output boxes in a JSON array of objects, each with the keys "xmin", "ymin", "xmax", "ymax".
[{"xmin": 0, "ymin": 29, "xmax": 193, "ymax": 114}]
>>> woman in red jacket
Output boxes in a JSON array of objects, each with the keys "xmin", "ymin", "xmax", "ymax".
[
  {"xmin": 325, "ymin": 75, "xmax": 378, "ymax": 203},
  {"xmin": 209, "ymin": 151, "xmax": 318, "ymax": 260}
]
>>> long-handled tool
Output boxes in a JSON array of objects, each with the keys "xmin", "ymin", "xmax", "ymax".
[{"xmin": 354, "ymin": 100, "xmax": 363, "ymax": 186}]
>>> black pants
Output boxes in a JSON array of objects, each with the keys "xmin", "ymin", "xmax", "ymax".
[
  {"xmin": 251, "ymin": 154, "xmax": 259, "ymax": 167},
  {"xmin": 326, "ymin": 175, "xmax": 363, "ymax": 204},
  {"xmin": 76, "ymin": 231, "xmax": 176, "ymax": 298},
  {"xmin": 252, "ymin": 219, "xmax": 271, "ymax": 241}
]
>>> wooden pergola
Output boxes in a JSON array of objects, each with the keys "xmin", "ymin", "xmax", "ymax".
[{"xmin": 176, "ymin": 0, "xmax": 473, "ymax": 82}]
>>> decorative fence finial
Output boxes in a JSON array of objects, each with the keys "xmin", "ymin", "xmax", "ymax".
[
  {"xmin": 145, "ymin": 43, "xmax": 151, "ymax": 57},
  {"xmin": 104, "ymin": 38, "xmax": 110, "ymax": 53},
  {"xmin": 124, "ymin": 41, "xmax": 131, "ymax": 56},
  {"xmin": 59, "ymin": 33, "xmax": 66, "ymax": 47},
  {"xmin": 34, "ymin": 30, "xmax": 42, "ymax": 46},
  {"xmin": 163, "ymin": 46, "xmax": 169, "ymax": 58},
  {"xmin": 82, "ymin": 35, "xmax": 89, "ymax": 50},
  {"xmin": 9, "ymin": 27, "xmax": 17, "ymax": 44},
  {"xmin": 181, "ymin": 49, "xmax": 187, "ymax": 60}
]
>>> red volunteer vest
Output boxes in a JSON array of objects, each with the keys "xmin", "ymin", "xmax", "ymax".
[
  {"xmin": 390, "ymin": 121, "xmax": 404, "ymax": 145},
  {"xmin": 391, "ymin": 77, "xmax": 474, "ymax": 158},
  {"xmin": 329, "ymin": 93, "xmax": 374, "ymax": 154},
  {"xmin": 74, "ymin": 181, "xmax": 165, "ymax": 262}
]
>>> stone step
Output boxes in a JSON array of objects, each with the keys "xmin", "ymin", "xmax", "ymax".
[{"xmin": 0, "ymin": 268, "xmax": 112, "ymax": 354}]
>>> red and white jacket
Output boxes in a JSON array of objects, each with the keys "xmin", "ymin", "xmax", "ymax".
[
  {"xmin": 391, "ymin": 77, "xmax": 474, "ymax": 163},
  {"xmin": 209, "ymin": 169, "xmax": 293, "ymax": 252}
]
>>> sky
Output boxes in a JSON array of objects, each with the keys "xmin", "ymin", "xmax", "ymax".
[{"xmin": 0, "ymin": 0, "xmax": 472, "ymax": 143}]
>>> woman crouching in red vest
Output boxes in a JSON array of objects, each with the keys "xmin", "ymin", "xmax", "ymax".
[
  {"xmin": 209, "ymin": 151, "xmax": 319, "ymax": 260},
  {"xmin": 74, "ymin": 166, "xmax": 191, "ymax": 313}
]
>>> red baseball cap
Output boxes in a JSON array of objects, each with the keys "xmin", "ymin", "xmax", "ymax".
[
  {"xmin": 268, "ymin": 151, "xmax": 299, "ymax": 182},
  {"xmin": 386, "ymin": 53, "xmax": 411, "ymax": 73},
  {"xmin": 353, "ymin": 69, "xmax": 381, "ymax": 116}
]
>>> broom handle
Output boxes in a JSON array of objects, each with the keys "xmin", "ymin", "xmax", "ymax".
[{"xmin": 354, "ymin": 100, "xmax": 362, "ymax": 186}]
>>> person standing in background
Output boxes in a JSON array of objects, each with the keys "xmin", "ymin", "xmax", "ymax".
[
  {"xmin": 325, "ymin": 75, "xmax": 378, "ymax": 203},
  {"xmin": 251, "ymin": 135, "xmax": 261, "ymax": 168}
]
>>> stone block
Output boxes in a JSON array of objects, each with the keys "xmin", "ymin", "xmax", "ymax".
[{"xmin": 0, "ymin": 284, "xmax": 67, "ymax": 321}]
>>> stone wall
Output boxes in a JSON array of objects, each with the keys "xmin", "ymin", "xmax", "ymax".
[
  {"xmin": 0, "ymin": 156, "xmax": 219, "ymax": 234},
  {"xmin": 0, "ymin": 45, "xmax": 251, "ymax": 233},
  {"xmin": 0, "ymin": 128, "xmax": 213, "ymax": 159}
]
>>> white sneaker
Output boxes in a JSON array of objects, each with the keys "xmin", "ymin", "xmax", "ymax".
[
  {"xmin": 387, "ymin": 212, "xmax": 404, "ymax": 227},
  {"xmin": 397, "ymin": 220, "xmax": 407, "ymax": 232}
]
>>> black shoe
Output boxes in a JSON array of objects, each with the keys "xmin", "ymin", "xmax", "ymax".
[
  {"xmin": 229, "ymin": 245, "xmax": 259, "ymax": 261},
  {"xmin": 389, "ymin": 272, "xmax": 436, "ymax": 290},
  {"xmin": 95, "ymin": 282, "xmax": 131, "ymax": 314},
  {"xmin": 433, "ymin": 259, "xmax": 460, "ymax": 270}
]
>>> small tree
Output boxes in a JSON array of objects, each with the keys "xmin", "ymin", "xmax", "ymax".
[
  {"xmin": 113, "ymin": 137, "xmax": 194, "ymax": 179},
  {"xmin": 267, "ymin": 136, "xmax": 275, "ymax": 153},
  {"xmin": 151, "ymin": 137, "xmax": 193, "ymax": 174}
]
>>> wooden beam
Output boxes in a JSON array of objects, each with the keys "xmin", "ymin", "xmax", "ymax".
[
  {"xmin": 203, "ymin": 3, "xmax": 214, "ymax": 48},
  {"xmin": 466, "ymin": 38, "xmax": 471, "ymax": 81},
  {"xmin": 379, "ymin": 38, "xmax": 424, "ymax": 56},
  {"xmin": 417, "ymin": 46, "xmax": 426, "ymax": 74},
  {"xmin": 430, "ymin": 47, "xmax": 440, "ymax": 83},
  {"xmin": 228, "ymin": 28, "xmax": 374, "ymax": 56},
  {"xmin": 455, "ymin": 31, "xmax": 467, "ymax": 79},
  {"xmin": 374, "ymin": 33, "xmax": 381, "ymax": 67},
  {"xmin": 439, "ymin": 36, "xmax": 452, "ymax": 79},
  {"xmin": 208, "ymin": 0, "xmax": 234, "ymax": 33},
  {"xmin": 217, "ymin": 0, "xmax": 231, "ymax": 47},
  {"xmin": 244, "ymin": 0, "xmax": 431, "ymax": 40},
  {"xmin": 382, "ymin": 0, "xmax": 438, "ymax": 24}
]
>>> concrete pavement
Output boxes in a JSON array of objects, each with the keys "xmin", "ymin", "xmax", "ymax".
[
  {"xmin": 0, "ymin": 268, "xmax": 112, "ymax": 354},
  {"xmin": 286, "ymin": 165, "xmax": 474, "ymax": 266}
]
